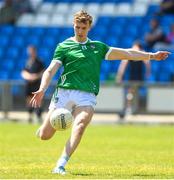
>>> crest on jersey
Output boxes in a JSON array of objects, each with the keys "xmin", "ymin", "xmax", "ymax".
[{"xmin": 81, "ymin": 45, "xmax": 87, "ymax": 50}]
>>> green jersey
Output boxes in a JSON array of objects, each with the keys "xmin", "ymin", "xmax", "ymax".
[{"xmin": 53, "ymin": 38, "xmax": 110, "ymax": 95}]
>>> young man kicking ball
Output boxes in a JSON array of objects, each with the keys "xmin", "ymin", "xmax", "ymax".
[{"xmin": 30, "ymin": 10, "xmax": 170, "ymax": 175}]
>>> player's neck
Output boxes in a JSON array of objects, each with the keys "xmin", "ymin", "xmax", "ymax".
[{"xmin": 73, "ymin": 36, "xmax": 88, "ymax": 44}]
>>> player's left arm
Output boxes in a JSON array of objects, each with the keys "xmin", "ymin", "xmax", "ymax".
[{"xmin": 106, "ymin": 47, "xmax": 171, "ymax": 61}]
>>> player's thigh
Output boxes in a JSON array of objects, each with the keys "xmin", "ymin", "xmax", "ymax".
[
  {"xmin": 40, "ymin": 109, "xmax": 56, "ymax": 137},
  {"xmin": 73, "ymin": 106, "xmax": 94, "ymax": 127}
]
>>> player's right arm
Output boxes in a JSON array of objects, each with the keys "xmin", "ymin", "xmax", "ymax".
[
  {"xmin": 39, "ymin": 60, "xmax": 61, "ymax": 92},
  {"xmin": 30, "ymin": 60, "xmax": 61, "ymax": 108}
]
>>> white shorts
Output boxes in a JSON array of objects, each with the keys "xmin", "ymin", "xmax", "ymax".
[{"xmin": 49, "ymin": 88, "xmax": 97, "ymax": 112}]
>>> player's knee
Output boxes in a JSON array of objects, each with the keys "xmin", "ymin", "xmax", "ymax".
[
  {"xmin": 76, "ymin": 123, "xmax": 86, "ymax": 136},
  {"xmin": 39, "ymin": 129, "xmax": 52, "ymax": 140}
]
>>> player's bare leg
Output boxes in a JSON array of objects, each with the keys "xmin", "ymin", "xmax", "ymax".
[
  {"xmin": 36, "ymin": 109, "xmax": 56, "ymax": 140},
  {"xmin": 52, "ymin": 106, "xmax": 94, "ymax": 174}
]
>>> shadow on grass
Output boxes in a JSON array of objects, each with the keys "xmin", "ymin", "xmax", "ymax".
[
  {"xmin": 71, "ymin": 172, "xmax": 94, "ymax": 176},
  {"xmin": 133, "ymin": 173, "xmax": 157, "ymax": 178}
]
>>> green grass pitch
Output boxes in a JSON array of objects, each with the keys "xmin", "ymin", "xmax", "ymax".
[{"xmin": 0, "ymin": 122, "xmax": 174, "ymax": 179}]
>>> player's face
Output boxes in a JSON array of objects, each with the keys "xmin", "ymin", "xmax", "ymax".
[{"xmin": 73, "ymin": 20, "xmax": 91, "ymax": 42}]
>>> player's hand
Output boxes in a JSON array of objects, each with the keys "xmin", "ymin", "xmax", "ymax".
[
  {"xmin": 151, "ymin": 51, "xmax": 171, "ymax": 61},
  {"xmin": 30, "ymin": 89, "xmax": 45, "ymax": 108}
]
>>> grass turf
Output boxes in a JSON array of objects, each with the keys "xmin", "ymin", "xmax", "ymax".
[{"xmin": 0, "ymin": 122, "xmax": 174, "ymax": 179}]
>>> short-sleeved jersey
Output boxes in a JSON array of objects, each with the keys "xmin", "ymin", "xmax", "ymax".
[{"xmin": 53, "ymin": 38, "xmax": 109, "ymax": 95}]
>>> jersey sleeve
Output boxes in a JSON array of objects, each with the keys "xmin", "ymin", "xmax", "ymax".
[
  {"xmin": 99, "ymin": 42, "xmax": 110, "ymax": 59},
  {"xmin": 52, "ymin": 43, "xmax": 66, "ymax": 64}
]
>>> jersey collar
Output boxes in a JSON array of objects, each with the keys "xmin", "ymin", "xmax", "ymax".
[{"xmin": 70, "ymin": 37, "xmax": 90, "ymax": 44}]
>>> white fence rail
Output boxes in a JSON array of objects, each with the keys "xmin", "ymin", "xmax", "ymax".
[{"xmin": 0, "ymin": 81, "xmax": 174, "ymax": 119}]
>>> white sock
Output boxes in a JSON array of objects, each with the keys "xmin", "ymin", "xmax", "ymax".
[{"xmin": 57, "ymin": 155, "xmax": 69, "ymax": 168}]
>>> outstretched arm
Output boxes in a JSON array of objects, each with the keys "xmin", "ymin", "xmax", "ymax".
[
  {"xmin": 106, "ymin": 47, "xmax": 170, "ymax": 61},
  {"xmin": 30, "ymin": 60, "xmax": 61, "ymax": 108}
]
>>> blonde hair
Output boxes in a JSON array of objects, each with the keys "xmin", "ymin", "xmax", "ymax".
[{"xmin": 74, "ymin": 10, "xmax": 93, "ymax": 25}]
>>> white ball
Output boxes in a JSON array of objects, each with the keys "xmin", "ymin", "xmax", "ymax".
[{"xmin": 50, "ymin": 108, "xmax": 73, "ymax": 131}]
